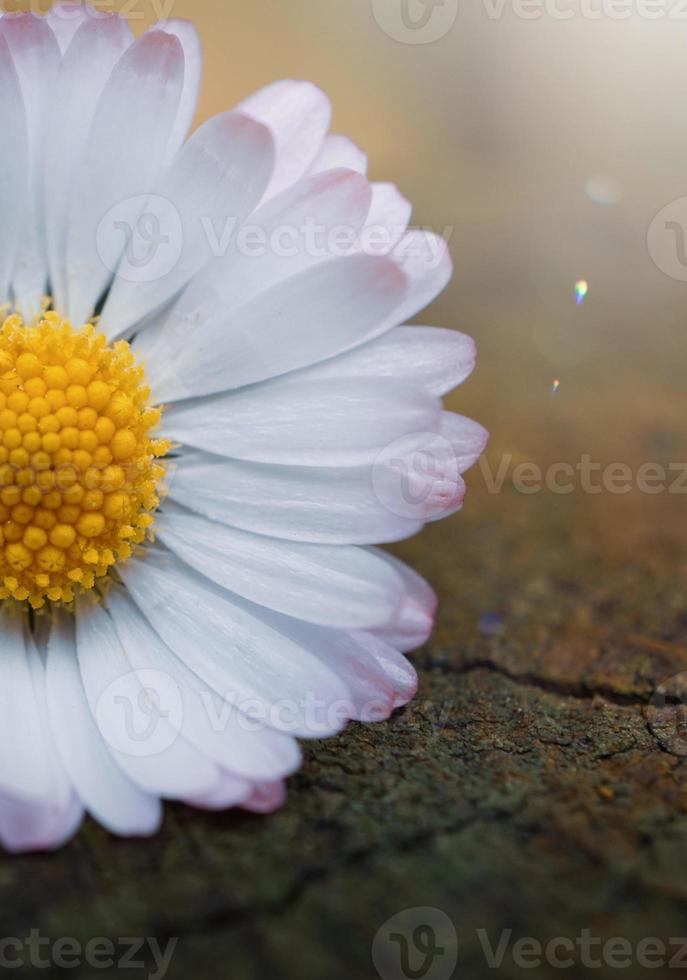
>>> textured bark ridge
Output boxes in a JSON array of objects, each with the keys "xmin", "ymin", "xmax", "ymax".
[{"xmin": 2, "ymin": 487, "xmax": 687, "ymax": 979}]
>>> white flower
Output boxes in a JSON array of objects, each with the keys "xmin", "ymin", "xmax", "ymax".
[{"xmin": 0, "ymin": 2, "xmax": 488, "ymax": 852}]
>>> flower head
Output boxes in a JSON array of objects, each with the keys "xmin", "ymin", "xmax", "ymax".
[{"xmin": 0, "ymin": 1, "xmax": 487, "ymax": 852}]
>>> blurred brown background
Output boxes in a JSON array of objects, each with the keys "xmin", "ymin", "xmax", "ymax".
[{"xmin": 4, "ymin": 3, "xmax": 687, "ymax": 977}]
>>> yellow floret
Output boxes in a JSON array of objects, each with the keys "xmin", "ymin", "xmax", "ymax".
[{"xmin": 0, "ymin": 312, "xmax": 169, "ymax": 605}]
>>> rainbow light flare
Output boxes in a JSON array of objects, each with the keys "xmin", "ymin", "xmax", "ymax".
[{"xmin": 574, "ymin": 280, "xmax": 589, "ymax": 305}]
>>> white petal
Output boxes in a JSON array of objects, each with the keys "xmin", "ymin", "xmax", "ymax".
[
  {"xmin": 31, "ymin": 609, "xmax": 52, "ymax": 654},
  {"xmin": 236, "ymin": 606, "xmax": 418, "ymax": 722},
  {"xmin": 295, "ymin": 326, "xmax": 477, "ymax": 396},
  {"xmin": 119, "ymin": 548, "xmax": 352, "ymax": 738},
  {"xmin": 239, "ymin": 79, "xmax": 331, "ymax": 200},
  {"xmin": 64, "ymin": 29, "xmax": 185, "ymax": 325},
  {"xmin": 100, "ymin": 111, "xmax": 275, "ymax": 339},
  {"xmin": 155, "ymin": 501, "xmax": 406, "ymax": 629},
  {"xmin": 0, "ymin": 610, "xmax": 53, "ymax": 803},
  {"xmin": 0, "ymin": 617, "xmax": 83, "ymax": 853},
  {"xmin": 368, "ymin": 549, "xmax": 438, "ymax": 652},
  {"xmin": 168, "ymin": 450, "xmax": 426, "ymax": 545},
  {"xmin": 162, "ymin": 376, "xmax": 441, "ymax": 465},
  {"xmin": 0, "ymin": 13, "xmax": 61, "ymax": 319},
  {"xmin": 213, "ymin": 167, "xmax": 373, "ymax": 304},
  {"xmin": 353, "ymin": 630, "xmax": 419, "ymax": 707},
  {"xmin": 369, "ymin": 412, "xmax": 487, "ymax": 493},
  {"xmin": 75, "ymin": 599, "xmax": 221, "ymax": 798},
  {"xmin": 45, "ymin": 0, "xmax": 99, "ymax": 52},
  {"xmin": 183, "ymin": 772, "xmax": 252, "ymax": 811},
  {"xmin": 0, "ymin": 790, "xmax": 83, "ymax": 855},
  {"xmin": 363, "ymin": 183, "xmax": 412, "ymax": 255},
  {"xmin": 45, "ymin": 13, "xmax": 133, "ymax": 312},
  {"xmin": 383, "ymin": 412, "xmax": 486, "ymax": 479},
  {"xmin": 146, "ymin": 227, "xmax": 451, "ymax": 401},
  {"xmin": 391, "ymin": 230, "xmax": 453, "ymax": 326},
  {"xmin": 25, "ymin": 632, "xmax": 75, "ymax": 802},
  {"xmin": 440, "ymin": 412, "xmax": 490, "ymax": 472},
  {"xmin": 374, "ymin": 433, "xmax": 468, "ymax": 525},
  {"xmin": 152, "ymin": 18, "xmax": 202, "ymax": 161},
  {"xmin": 107, "ymin": 584, "xmax": 302, "ymax": 781},
  {"xmin": 46, "ymin": 612, "xmax": 162, "ymax": 838},
  {"xmin": 308, "ymin": 133, "xmax": 367, "ymax": 175},
  {"xmin": 136, "ymin": 167, "xmax": 372, "ymax": 364},
  {"xmin": 0, "ymin": 33, "xmax": 28, "ymax": 307},
  {"xmin": 146, "ymin": 253, "xmax": 406, "ymax": 402}
]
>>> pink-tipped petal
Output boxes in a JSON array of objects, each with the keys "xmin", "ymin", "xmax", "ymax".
[
  {"xmin": 368, "ymin": 551, "xmax": 438, "ymax": 653},
  {"xmin": 240, "ymin": 782, "xmax": 287, "ymax": 814}
]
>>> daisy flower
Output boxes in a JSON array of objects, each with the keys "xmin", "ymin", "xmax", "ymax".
[{"xmin": 0, "ymin": 1, "xmax": 488, "ymax": 852}]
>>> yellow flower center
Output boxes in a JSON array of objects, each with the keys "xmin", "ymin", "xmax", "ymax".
[{"xmin": 0, "ymin": 312, "xmax": 169, "ymax": 609}]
